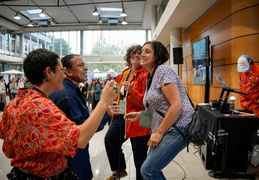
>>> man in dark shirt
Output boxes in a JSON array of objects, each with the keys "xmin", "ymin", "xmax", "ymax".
[
  {"xmin": 49, "ymin": 54, "xmax": 111, "ymax": 180},
  {"xmin": 103, "ymin": 73, "xmax": 113, "ymax": 87}
]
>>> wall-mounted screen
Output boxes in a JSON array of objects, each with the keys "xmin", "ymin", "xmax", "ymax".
[{"xmin": 192, "ymin": 36, "xmax": 210, "ymax": 68}]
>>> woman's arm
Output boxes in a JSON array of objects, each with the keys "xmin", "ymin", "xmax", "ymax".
[
  {"xmin": 124, "ymin": 111, "xmax": 141, "ymax": 122},
  {"xmin": 148, "ymin": 83, "xmax": 183, "ymax": 147}
]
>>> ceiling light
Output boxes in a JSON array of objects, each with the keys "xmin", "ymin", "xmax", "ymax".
[
  {"xmin": 98, "ymin": 17, "xmax": 103, "ymax": 24},
  {"xmin": 92, "ymin": 8, "xmax": 99, "ymax": 16},
  {"xmin": 39, "ymin": 10, "xmax": 46, "ymax": 17},
  {"xmin": 120, "ymin": 9, "xmax": 127, "ymax": 17},
  {"xmin": 121, "ymin": 18, "xmax": 127, "ymax": 25},
  {"xmin": 14, "ymin": 12, "xmax": 21, "ymax": 20},
  {"xmin": 27, "ymin": 21, "xmax": 33, "ymax": 27}
]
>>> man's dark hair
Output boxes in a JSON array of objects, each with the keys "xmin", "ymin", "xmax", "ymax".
[
  {"xmin": 0, "ymin": 76, "xmax": 3, "ymax": 80},
  {"xmin": 61, "ymin": 54, "xmax": 80, "ymax": 69},
  {"xmin": 23, "ymin": 49, "xmax": 60, "ymax": 85},
  {"xmin": 143, "ymin": 41, "xmax": 169, "ymax": 66}
]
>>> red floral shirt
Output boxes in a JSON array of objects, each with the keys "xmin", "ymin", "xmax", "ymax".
[{"xmin": 0, "ymin": 88, "xmax": 81, "ymax": 178}]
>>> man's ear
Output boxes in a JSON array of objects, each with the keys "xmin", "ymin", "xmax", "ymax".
[{"xmin": 65, "ymin": 68, "xmax": 73, "ymax": 76}]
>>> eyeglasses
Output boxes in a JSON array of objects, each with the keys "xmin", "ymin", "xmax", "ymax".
[
  {"xmin": 74, "ymin": 62, "xmax": 87, "ymax": 68},
  {"xmin": 56, "ymin": 66, "xmax": 67, "ymax": 73}
]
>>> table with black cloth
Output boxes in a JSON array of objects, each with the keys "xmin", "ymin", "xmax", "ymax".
[{"xmin": 197, "ymin": 105, "xmax": 259, "ymax": 178}]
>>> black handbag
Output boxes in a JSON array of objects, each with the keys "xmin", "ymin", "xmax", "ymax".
[
  {"xmin": 156, "ymin": 93, "xmax": 207, "ymax": 152},
  {"xmin": 173, "ymin": 108, "xmax": 207, "ymax": 152}
]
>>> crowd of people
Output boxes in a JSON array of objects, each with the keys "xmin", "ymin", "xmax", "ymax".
[
  {"xmin": 0, "ymin": 40, "xmax": 195, "ymax": 180},
  {"xmin": 0, "ymin": 76, "xmax": 31, "ymax": 107},
  {"xmin": 79, "ymin": 74, "xmax": 114, "ymax": 110}
]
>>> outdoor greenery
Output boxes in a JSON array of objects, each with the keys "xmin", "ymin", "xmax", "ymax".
[
  {"xmin": 90, "ymin": 36, "xmax": 128, "ymax": 56},
  {"xmin": 49, "ymin": 36, "xmax": 72, "ymax": 55},
  {"xmin": 87, "ymin": 63, "xmax": 126, "ymax": 75},
  {"xmin": 48, "ymin": 34, "xmax": 131, "ymax": 76}
]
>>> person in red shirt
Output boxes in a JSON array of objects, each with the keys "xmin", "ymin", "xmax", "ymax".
[
  {"xmin": 105, "ymin": 44, "xmax": 152, "ymax": 180},
  {"xmin": 238, "ymin": 54, "xmax": 259, "ymax": 117},
  {"xmin": 0, "ymin": 48, "xmax": 118, "ymax": 180}
]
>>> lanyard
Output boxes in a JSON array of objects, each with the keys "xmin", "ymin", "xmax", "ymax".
[
  {"xmin": 32, "ymin": 87, "xmax": 47, "ymax": 97},
  {"xmin": 146, "ymin": 66, "xmax": 158, "ymax": 91},
  {"xmin": 146, "ymin": 66, "xmax": 158, "ymax": 108}
]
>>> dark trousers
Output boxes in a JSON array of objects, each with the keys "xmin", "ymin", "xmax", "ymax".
[
  {"xmin": 68, "ymin": 144, "xmax": 93, "ymax": 180},
  {"xmin": 104, "ymin": 115, "xmax": 150, "ymax": 180},
  {"xmin": 92, "ymin": 98, "xmax": 99, "ymax": 110}
]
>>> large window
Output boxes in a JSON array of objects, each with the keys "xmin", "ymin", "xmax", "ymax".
[
  {"xmin": 0, "ymin": 29, "xmax": 150, "ymax": 83},
  {"xmin": 0, "ymin": 29, "xmax": 150, "ymax": 57}
]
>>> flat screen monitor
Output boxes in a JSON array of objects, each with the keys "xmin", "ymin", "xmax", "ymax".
[{"xmin": 192, "ymin": 36, "xmax": 210, "ymax": 68}]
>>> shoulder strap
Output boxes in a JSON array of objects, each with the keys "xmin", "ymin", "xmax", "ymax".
[
  {"xmin": 186, "ymin": 91, "xmax": 195, "ymax": 108},
  {"xmin": 155, "ymin": 109, "xmax": 189, "ymax": 151},
  {"xmin": 172, "ymin": 124, "xmax": 189, "ymax": 152}
]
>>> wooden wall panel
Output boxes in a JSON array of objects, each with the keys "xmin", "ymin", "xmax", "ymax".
[
  {"xmin": 232, "ymin": 6, "xmax": 259, "ymax": 37},
  {"xmin": 231, "ymin": 34, "xmax": 259, "ymax": 60},
  {"xmin": 181, "ymin": 0, "xmax": 259, "ymax": 106},
  {"xmin": 188, "ymin": 85, "xmax": 206, "ymax": 103},
  {"xmin": 210, "ymin": 17, "xmax": 232, "ymax": 45},
  {"xmin": 211, "ymin": 41, "xmax": 233, "ymax": 66},
  {"xmin": 212, "ymin": 35, "xmax": 259, "ymax": 66},
  {"xmin": 231, "ymin": 0, "xmax": 259, "ymax": 12},
  {"xmin": 209, "ymin": 0, "xmax": 231, "ymax": 25}
]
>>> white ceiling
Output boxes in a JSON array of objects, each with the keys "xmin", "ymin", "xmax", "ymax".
[
  {"xmin": 0, "ymin": 0, "xmax": 153, "ymax": 32},
  {"xmin": 0, "ymin": 0, "xmax": 219, "ymax": 37}
]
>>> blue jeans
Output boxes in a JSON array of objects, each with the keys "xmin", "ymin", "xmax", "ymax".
[{"xmin": 141, "ymin": 124, "xmax": 190, "ymax": 180}]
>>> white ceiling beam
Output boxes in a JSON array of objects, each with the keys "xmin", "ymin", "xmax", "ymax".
[{"xmin": 0, "ymin": 17, "xmax": 23, "ymax": 31}]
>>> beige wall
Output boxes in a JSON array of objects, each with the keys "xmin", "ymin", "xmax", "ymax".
[{"xmin": 182, "ymin": 0, "xmax": 259, "ymax": 109}]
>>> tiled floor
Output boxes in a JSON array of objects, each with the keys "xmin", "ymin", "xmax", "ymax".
[{"xmin": 0, "ymin": 122, "xmax": 257, "ymax": 180}]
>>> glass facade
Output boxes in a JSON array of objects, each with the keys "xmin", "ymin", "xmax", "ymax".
[
  {"xmin": 0, "ymin": 29, "xmax": 149, "ymax": 57},
  {"xmin": 0, "ymin": 29, "xmax": 150, "ymax": 80}
]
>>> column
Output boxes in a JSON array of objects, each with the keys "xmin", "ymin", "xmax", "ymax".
[
  {"xmin": 80, "ymin": 30, "xmax": 84, "ymax": 56},
  {"xmin": 151, "ymin": 5, "xmax": 157, "ymax": 38}
]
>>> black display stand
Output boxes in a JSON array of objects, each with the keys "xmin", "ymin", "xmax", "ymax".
[
  {"xmin": 197, "ymin": 105, "xmax": 258, "ymax": 179},
  {"xmin": 204, "ymin": 66, "xmax": 210, "ymax": 103},
  {"xmin": 198, "ymin": 143, "xmax": 215, "ymax": 170},
  {"xmin": 199, "ymin": 144, "xmax": 249, "ymax": 169},
  {"xmin": 216, "ymin": 87, "xmax": 249, "ymax": 113}
]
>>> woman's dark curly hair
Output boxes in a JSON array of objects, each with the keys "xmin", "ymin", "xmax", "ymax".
[
  {"xmin": 23, "ymin": 49, "xmax": 59, "ymax": 86},
  {"xmin": 124, "ymin": 44, "xmax": 142, "ymax": 67},
  {"xmin": 143, "ymin": 41, "xmax": 169, "ymax": 66}
]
